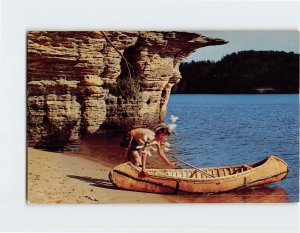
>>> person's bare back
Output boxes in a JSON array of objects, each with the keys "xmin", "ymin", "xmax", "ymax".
[{"xmin": 130, "ymin": 128, "xmax": 155, "ymax": 143}]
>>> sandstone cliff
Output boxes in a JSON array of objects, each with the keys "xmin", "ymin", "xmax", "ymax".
[{"xmin": 27, "ymin": 31, "xmax": 226, "ymax": 149}]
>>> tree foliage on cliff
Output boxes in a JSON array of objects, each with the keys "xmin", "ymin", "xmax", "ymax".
[
  {"xmin": 114, "ymin": 76, "xmax": 143, "ymax": 101},
  {"xmin": 172, "ymin": 51, "xmax": 299, "ymax": 94}
]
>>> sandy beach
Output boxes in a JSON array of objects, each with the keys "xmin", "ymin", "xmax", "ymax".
[
  {"xmin": 27, "ymin": 147, "xmax": 172, "ymax": 204},
  {"xmin": 27, "ymin": 136, "xmax": 289, "ymax": 204}
]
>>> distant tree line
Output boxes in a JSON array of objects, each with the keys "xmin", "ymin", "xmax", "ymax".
[{"xmin": 172, "ymin": 51, "xmax": 299, "ymax": 94}]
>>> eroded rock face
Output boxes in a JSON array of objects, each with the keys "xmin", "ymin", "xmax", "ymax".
[{"xmin": 27, "ymin": 31, "xmax": 226, "ymax": 148}]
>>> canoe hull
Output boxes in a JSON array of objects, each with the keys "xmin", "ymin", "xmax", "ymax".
[{"xmin": 109, "ymin": 155, "xmax": 288, "ymax": 194}]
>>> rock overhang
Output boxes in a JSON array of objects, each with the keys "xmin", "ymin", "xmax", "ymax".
[{"xmin": 27, "ymin": 31, "xmax": 227, "ymax": 149}]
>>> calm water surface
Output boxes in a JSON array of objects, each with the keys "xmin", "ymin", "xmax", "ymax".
[
  {"xmin": 166, "ymin": 94, "xmax": 299, "ymax": 202},
  {"xmin": 70, "ymin": 94, "xmax": 299, "ymax": 202}
]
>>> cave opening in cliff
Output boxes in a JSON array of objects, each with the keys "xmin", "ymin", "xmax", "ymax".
[
  {"xmin": 119, "ymin": 44, "xmax": 137, "ymax": 81},
  {"xmin": 111, "ymin": 42, "xmax": 144, "ymax": 103}
]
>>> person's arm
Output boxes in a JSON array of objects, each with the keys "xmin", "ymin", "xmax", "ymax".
[{"xmin": 156, "ymin": 143, "xmax": 178, "ymax": 167}]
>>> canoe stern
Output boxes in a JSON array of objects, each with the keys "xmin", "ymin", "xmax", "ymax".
[{"xmin": 246, "ymin": 155, "xmax": 288, "ymax": 187}]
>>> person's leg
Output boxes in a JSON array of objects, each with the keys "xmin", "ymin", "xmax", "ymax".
[
  {"xmin": 131, "ymin": 150, "xmax": 141, "ymax": 166},
  {"xmin": 141, "ymin": 152, "xmax": 147, "ymax": 172}
]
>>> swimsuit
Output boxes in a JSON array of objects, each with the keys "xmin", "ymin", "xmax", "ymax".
[{"xmin": 120, "ymin": 132, "xmax": 139, "ymax": 151}]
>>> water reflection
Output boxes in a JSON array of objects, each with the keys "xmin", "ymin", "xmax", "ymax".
[
  {"xmin": 63, "ymin": 134, "xmax": 181, "ymax": 169},
  {"xmin": 64, "ymin": 134, "xmax": 126, "ymax": 167},
  {"xmin": 166, "ymin": 186, "xmax": 288, "ymax": 203}
]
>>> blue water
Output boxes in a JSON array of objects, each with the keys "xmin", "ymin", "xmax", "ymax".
[{"xmin": 166, "ymin": 94, "xmax": 299, "ymax": 202}]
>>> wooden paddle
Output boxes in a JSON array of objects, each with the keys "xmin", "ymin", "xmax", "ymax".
[{"xmin": 170, "ymin": 155, "xmax": 216, "ymax": 178}]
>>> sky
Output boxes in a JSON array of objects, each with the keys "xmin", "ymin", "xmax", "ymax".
[{"xmin": 184, "ymin": 31, "xmax": 299, "ymax": 62}]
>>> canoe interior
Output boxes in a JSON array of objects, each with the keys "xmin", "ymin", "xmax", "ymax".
[{"xmin": 144, "ymin": 158, "xmax": 269, "ymax": 179}]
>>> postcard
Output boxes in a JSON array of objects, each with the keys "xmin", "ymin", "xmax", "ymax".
[{"xmin": 27, "ymin": 31, "xmax": 299, "ymax": 204}]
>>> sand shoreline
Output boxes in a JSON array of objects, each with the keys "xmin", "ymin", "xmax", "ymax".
[
  {"xmin": 28, "ymin": 146, "xmax": 289, "ymax": 204},
  {"xmin": 27, "ymin": 147, "xmax": 173, "ymax": 204}
]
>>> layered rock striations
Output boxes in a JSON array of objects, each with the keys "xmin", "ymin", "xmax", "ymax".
[{"xmin": 27, "ymin": 31, "xmax": 226, "ymax": 148}]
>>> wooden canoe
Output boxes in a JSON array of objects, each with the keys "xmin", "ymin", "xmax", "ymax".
[{"xmin": 109, "ymin": 155, "xmax": 288, "ymax": 194}]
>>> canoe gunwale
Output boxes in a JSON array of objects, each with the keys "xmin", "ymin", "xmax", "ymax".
[{"xmin": 126, "ymin": 155, "xmax": 280, "ymax": 182}]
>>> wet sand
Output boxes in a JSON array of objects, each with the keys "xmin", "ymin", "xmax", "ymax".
[{"xmin": 27, "ymin": 135, "xmax": 289, "ymax": 204}]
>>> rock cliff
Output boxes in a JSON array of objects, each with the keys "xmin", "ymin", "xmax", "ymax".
[{"xmin": 27, "ymin": 31, "xmax": 226, "ymax": 149}]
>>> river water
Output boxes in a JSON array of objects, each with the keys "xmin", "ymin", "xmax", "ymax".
[
  {"xmin": 166, "ymin": 94, "xmax": 299, "ymax": 202},
  {"xmin": 69, "ymin": 94, "xmax": 299, "ymax": 203}
]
